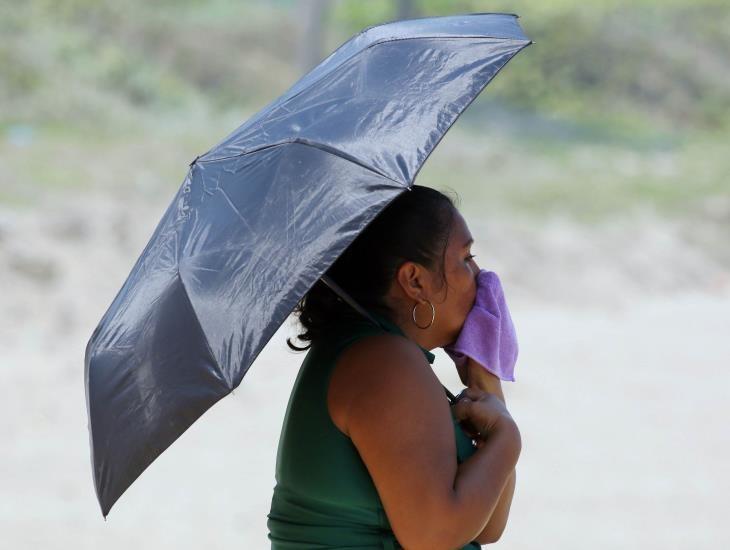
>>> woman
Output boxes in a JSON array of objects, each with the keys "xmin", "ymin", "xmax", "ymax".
[{"xmin": 267, "ymin": 185, "xmax": 521, "ymax": 548}]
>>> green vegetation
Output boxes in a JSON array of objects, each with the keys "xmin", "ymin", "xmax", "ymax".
[{"xmin": 1, "ymin": 0, "xmax": 728, "ymax": 223}]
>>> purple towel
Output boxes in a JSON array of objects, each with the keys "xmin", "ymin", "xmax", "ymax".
[{"xmin": 443, "ymin": 269, "xmax": 519, "ymax": 382}]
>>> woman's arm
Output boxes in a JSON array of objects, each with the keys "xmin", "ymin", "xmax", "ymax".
[
  {"xmin": 464, "ymin": 360, "xmax": 518, "ymax": 544},
  {"xmin": 336, "ymin": 335, "xmax": 521, "ymax": 549},
  {"xmin": 452, "ymin": 422, "xmax": 521, "ymax": 546},
  {"xmin": 475, "ymin": 470, "xmax": 516, "ymax": 544}
]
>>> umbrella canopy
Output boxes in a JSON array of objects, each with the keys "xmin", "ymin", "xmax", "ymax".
[{"xmin": 85, "ymin": 12, "xmax": 532, "ymax": 518}]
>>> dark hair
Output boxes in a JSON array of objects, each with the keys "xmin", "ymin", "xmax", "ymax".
[{"xmin": 287, "ymin": 185, "xmax": 460, "ymax": 352}]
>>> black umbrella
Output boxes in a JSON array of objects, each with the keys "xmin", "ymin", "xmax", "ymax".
[{"xmin": 84, "ymin": 12, "xmax": 532, "ymax": 518}]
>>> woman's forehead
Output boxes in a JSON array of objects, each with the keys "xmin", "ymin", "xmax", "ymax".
[{"xmin": 449, "ymin": 214, "xmax": 473, "ymax": 247}]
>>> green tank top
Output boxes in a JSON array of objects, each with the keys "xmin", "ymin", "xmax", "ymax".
[{"xmin": 267, "ymin": 309, "xmax": 480, "ymax": 549}]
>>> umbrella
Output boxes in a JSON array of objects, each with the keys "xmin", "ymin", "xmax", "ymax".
[{"xmin": 85, "ymin": 11, "xmax": 532, "ymax": 518}]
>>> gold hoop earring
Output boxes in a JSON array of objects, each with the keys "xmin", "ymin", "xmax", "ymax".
[{"xmin": 412, "ymin": 299, "xmax": 435, "ymax": 329}]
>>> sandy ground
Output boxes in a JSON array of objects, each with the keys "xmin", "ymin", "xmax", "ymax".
[{"xmin": 1, "ymin": 188, "xmax": 729, "ymax": 549}]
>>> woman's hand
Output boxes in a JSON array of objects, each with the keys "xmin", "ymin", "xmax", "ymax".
[{"xmin": 451, "ymin": 387, "xmax": 516, "ymax": 447}]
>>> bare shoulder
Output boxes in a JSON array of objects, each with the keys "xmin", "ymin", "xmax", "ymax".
[
  {"xmin": 326, "ymin": 332, "xmax": 462, "ymax": 548},
  {"xmin": 327, "ymin": 331, "xmax": 445, "ymax": 437}
]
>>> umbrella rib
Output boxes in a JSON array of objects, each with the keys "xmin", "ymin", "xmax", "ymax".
[
  {"xmin": 199, "ymin": 31, "xmax": 530, "ymax": 163},
  {"xmin": 175, "ymin": 271, "xmax": 229, "ymax": 390},
  {"xmin": 196, "ymin": 137, "xmax": 409, "ymax": 188},
  {"xmin": 266, "ymin": 34, "xmax": 529, "ymax": 116},
  {"xmin": 361, "ymin": 13, "xmax": 521, "ymax": 33},
  {"xmin": 408, "ymin": 39, "xmax": 533, "ymax": 186}
]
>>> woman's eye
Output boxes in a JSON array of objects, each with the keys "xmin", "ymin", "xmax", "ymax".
[{"xmin": 465, "ymin": 254, "xmax": 476, "ymax": 262}]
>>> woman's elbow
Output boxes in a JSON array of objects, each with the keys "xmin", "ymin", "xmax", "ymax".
[
  {"xmin": 396, "ymin": 500, "xmax": 480, "ymax": 549},
  {"xmin": 475, "ymin": 521, "xmax": 507, "ymax": 544},
  {"xmin": 478, "ymin": 530, "xmax": 503, "ymax": 545},
  {"xmin": 397, "ymin": 520, "xmax": 462, "ymax": 549}
]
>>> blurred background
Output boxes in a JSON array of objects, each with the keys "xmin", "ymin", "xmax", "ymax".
[{"xmin": 2, "ymin": 0, "xmax": 728, "ymax": 548}]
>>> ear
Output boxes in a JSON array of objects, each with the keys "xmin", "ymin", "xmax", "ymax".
[{"xmin": 394, "ymin": 261, "xmax": 433, "ymax": 302}]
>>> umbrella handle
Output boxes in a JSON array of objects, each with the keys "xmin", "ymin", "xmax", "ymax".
[{"xmin": 319, "ymin": 274, "xmax": 457, "ymax": 405}]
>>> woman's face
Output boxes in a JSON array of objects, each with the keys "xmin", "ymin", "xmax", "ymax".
[
  {"xmin": 389, "ymin": 208, "xmax": 480, "ymax": 349},
  {"xmin": 433, "ymin": 209, "xmax": 480, "ymax": 346}
]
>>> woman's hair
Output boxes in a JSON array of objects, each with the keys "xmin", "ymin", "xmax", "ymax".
[{"xmin": 287, "ymin": 185, "xmax": 460, "ymax": 352}]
